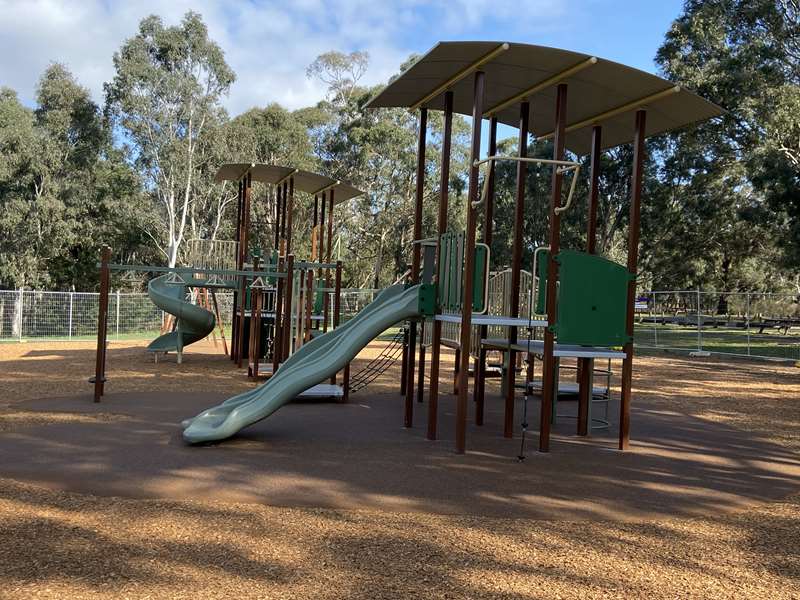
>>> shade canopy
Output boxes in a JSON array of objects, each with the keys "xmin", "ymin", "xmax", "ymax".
[
  {"xmin": 214, "ymin": 163, "xmax": 364, "ymax": 203},
  {"xmin": 366, "ymin": 42, "xmax": 724, "ymax": 155}
]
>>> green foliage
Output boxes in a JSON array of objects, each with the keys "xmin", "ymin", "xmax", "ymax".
[
  {"xmin": 653, "ymin": 0, "xmax": 800, "ymax": 290},
  {"xmin": 105, "ymin": 11, "xmax": 235, "ymax": 267},
  {"xmin": 2, "ymin": 6, "xmax": 798, "ymax": 297}
]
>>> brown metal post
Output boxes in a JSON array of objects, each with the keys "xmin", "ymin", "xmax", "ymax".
[
  {"xmin": 505, "ymin": 101, "xmax": 530, "ymax": 438},
  {"xmin": 620, "ymin": 110, "xmax": 646, "ymax": 451},
  {"xmin": 405, "ymin": 108, "xmax": 427, "ymax": 427},
  {"xmin": 281, "ymin": 181, "xmax": 288, "ymax": 243},
  {"xmin": 232, "ymin": 180, "xmax": 244, "ymax": 361},
  {"xmin": 272, "ymin": 259, "xmax": 284, "ymax": 374},
  {"xmin": 235, "ymin": 174, "xmax": 252, "ymax": 368},
  {"xmin": 274, "ymin": 184, "xmax": 281, "ymax": 252},
  {"xmin": 321, "ymin": 191, "xmax": 330, "ymax": 333},
  {"xmin": 332, "ymin": 260, "xmax": 342, "ymax": 387},
  {"xmin": 578, "ymin": 125, "xmax": 602, "ymax": 436},
  {"xmin": 539, "ymin": 83, "xmax": 568, "ymax": 453},
  {"xmin": 417, "ymin": 342, "xmax": 426, "ymax": 404},
  {"xmin": 400, "ymin": 326, "xmax": 408, "ymax": 397},
  {"xmin": 319, "ymin": 190, "xmax": 333, "ymax": 331},
  {"xmin": 249, "ymin": 257, "xmax": 260, "ymax": 378},
  {"xmin": 456, "ymin": 71, "xmax": 485, "ymax": 454},
  {"xmin": 282, "ymin": 254, "xmax": 295, "ymax": 360},
  {"xmin": 93, "ymin": 246, "xmax": 111, "ymax": 402},
  {"xmin": 475, "ymin": 115, "xmax": 497, "ymax": 426},
  {"xmin": 286, "ymin": 177, "xmax": 295, "ymax": 255},
  {"xmin": 304, "ymin": 270, "xmax": 313, "ymax": 342},
  {"xmin": 587, "ymin": 126, "xmax": 602, "ymax": 255},
  {"xmin": 427, "ymin": 91, "xmax": 453, "ymax": 441}
]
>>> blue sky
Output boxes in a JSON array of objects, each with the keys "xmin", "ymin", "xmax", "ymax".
[{"xmin": 1, "ymin": 0, "xmax": 686, "ymax": 119}]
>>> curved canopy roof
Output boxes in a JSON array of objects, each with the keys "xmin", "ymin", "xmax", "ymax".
[
  {"xmin": 214, "ymin": 163, "xmax": 364, "ymax": 204},
  {"xmin": 365, "ymin": 42, "xmax": 724, "ymax": 155}
]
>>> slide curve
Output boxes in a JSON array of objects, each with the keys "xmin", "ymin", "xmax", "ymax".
[
  {"xmin": 146, "ymin": 273, "xmax": 215, "ymax": 353},
  {"xmin": 182, "ymin": 283, "xmax": 422, "ymax": 443}
]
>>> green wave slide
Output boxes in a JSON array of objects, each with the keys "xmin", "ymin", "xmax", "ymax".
[
  {"xmin": 146, "ymin": 274, "xmax": 216, "ymax": 353},
  {"xmin": 182, "ymin": 283, "xmax": 423, "ymax": 444}
]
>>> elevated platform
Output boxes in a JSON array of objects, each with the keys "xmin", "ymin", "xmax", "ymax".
[
  {"xmin": 482, "ymin": 338, "xmax": 626, "ymax": 359},
  {"xmin": 435, "ymin": 314, "xmax": 547, "ymax": 327}
]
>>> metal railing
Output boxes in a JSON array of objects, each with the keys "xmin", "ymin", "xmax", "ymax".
[{"xmin": 635, "ymin": 290, "xmax": 800, "ymax": 362}]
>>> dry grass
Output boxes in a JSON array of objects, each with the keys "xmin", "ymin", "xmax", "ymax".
[{"xmin": 1, "ymin": 340, "xmax": 799, "ymax": 598}]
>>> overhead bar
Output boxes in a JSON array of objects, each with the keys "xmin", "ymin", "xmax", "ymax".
[
  {"xmin": 409, "ymin": 43, "xmax": 509, "ymax": 111},
  {"xmin": 103, "ymin": 263, "xmax": 287, "ymax": 279},
  {"xmin": 484, "ymin": 57, "xmax": 597, "ymax": 116},
  {"xmin": 539, "ymin": 86, "xmax": 681, "ymax": 139}
]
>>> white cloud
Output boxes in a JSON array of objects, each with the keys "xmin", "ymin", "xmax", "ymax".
[{"xmin": 0, "ymin": 0, "xmax": 571, "ymax": 115}]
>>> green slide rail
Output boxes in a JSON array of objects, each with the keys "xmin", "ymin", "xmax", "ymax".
[
  {"xmin": 146, "ymin": 273, "xmax": 216, "ymax": 353},
  {"xmin": 183, "ymin": 283, "xmax": 434, "ymax": 443}
]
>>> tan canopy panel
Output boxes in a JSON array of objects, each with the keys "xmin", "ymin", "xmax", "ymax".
[
  {"xmin": 365, "ymin": 42, "xmax": 724, "ymax": 155},
  {"xmin": 214, "ymin": 163, "xmax": 364, "ymax": 203}
]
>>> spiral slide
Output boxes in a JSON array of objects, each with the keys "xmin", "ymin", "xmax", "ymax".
[
  {"xmin": 182, "ymin": 283, "xmax": 424, "ymax": 444},
  {"xmin": 146, "ymin": 274, "xmax": 216, "ymax": 354}
]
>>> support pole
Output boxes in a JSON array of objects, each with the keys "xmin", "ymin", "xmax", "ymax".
[
  {"xmin": 505, "ymin": 101, "xmax": 529, "ymax": 438},
  {"xmin": 283, "ymin": 254, "xmax": 294, "ymax": 360},
  {"xmin": 475, "ymin": 115, "xmax": 497, "ymax": 427},
  {"xmin": 232, "ymin": 180, "xmax": 244, "ymax": 361},
  {"xmin": 620, "ymin": 110, "xmax": 647, "ymax": 451},
  {"xmin": 281, "ymin": 181, "xmax": 289, "ymax": 255},
  {"xmin": 322, "ymin": 191, "xmax": 331, "ymax": 332},
  {"xmin": 274, "ymin": 184, "xmax": 281, "ymax": 252},
  {"xmin": 236, "ymin": 173, "xmax": 252, "ymax": 368},
  {"xmin": 287, "ymin": 177, "xmax": 295, "ymax": 255},
  {"xmin": 456, "ymin": 71, "xmax": 485, "ymax": 454},
  {"xmin": 578, "ymin": 125, "xmax": 602, "ymax": 436},
  {"xmin": 539, "ymin": 83, "xmax": 568, "ymax": 453},
  {"xmin": 332, "ymin": 260, "xmax": 342, "ymax": 388},
  {"xmin": 93, "ymin": 246, "xmax": 111, "ymax": 402},
  {"xmin": 273, "ymin": 257, "xmax": 284, "ymax": 373},
  {"xmin": 428, "ymin": 91, "xmax": 453, "ymax": 441},
  {"xmin": 405, "ymin": 107, "xmax": 427, "ymax": 427}
]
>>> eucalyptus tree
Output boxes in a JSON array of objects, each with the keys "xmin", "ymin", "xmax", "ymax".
[
  {"xmin": 105, "ymin": 12, "xmax": 235, "ymax": 267},
  {"xmin": 655, "ymin": 0, "xmax": 800, "ymax": 291}
]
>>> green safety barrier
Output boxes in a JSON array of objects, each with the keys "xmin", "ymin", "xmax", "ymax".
[
  {"xmin": 536, "ymin": 249, "xmax": 634, "ymax": 347},
  {"xmin": 437, "ymin": 231, "xmax": 489, "ymax": 313}
]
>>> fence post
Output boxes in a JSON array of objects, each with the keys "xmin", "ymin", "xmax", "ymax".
[
  {"xmin": 653, "ymin": 292, "xmax": 658, "ymax": 347},
  {"xmin": 746, "ymin": 292, "xmax": 751, "ymax": 356},
  {"xmin": 696, "ymin": 288, "xmax": 702, "ymax": 352},
  {"xmin": 68, "ymin": 291, "xmax": 74, "ymax": 339},
  {"xmin": 17, "ymin": 288, "xmax": 23, "ymax": 342},
  {"xmin": 115, "ymin": 290, "xmax": 121, "ymax": 338}
]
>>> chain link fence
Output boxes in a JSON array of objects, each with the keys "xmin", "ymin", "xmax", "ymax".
[
  {"xmin": 0, "ymin": 288, "xmax": 379, "ymax": 343},
  {"xmin": 4, "ymin": 288, "xmax": 798, "ymax": 361},
  {"xmin": 635, "ymin": 291, "xmax": 800, "ymax": 361}
]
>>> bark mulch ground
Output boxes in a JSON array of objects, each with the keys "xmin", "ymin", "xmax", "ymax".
[{"xmin": 1, "ymin": 340, "xmax": 799, "ymax": 598}]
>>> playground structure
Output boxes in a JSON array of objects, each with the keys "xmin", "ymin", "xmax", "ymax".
[
  {"xmin": 366, "ymin": 41, "xmax": 723, "ymax": 454},
  {"xmin": 91, "ymin": 165, "xmax": 365, "ymax": 403},
  {"xmin": 91, "ymin": 41, "xmax": 723, "ymax": 454}
]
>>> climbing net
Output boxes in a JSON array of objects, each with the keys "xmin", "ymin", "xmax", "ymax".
[{"xmin": 348, "ymin": 327, "xmax": 406, "ymax": 393}]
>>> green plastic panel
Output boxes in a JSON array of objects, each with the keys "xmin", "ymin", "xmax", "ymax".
[
  {"xmin": 553, "ymin": 250, "xmax": 633, "ymax": 347},
  {"xmin": 418, "ymin": 283, "xmax": 437, "ymax": 316},
  {"xmin": 472, "ymin": 244, "xmax": 488, "ymax": 313},
  {"xmin": 437, "ymin": 231, "xmax": 489, "ymax": 313}
]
